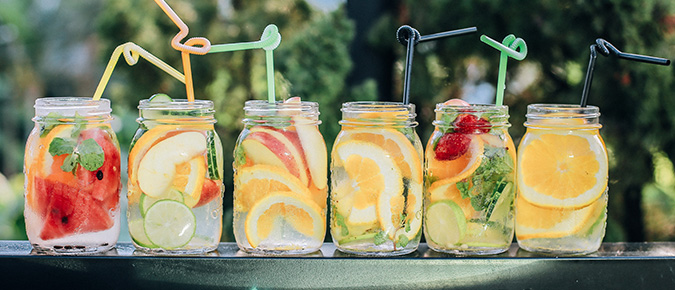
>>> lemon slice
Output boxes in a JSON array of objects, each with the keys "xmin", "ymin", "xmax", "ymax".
[
  {"xmin": 379, "ymin": 180, "xmax": 423, "ymax": 240},
  {"xmin": 515, "ymin": 193, "xmax": 605, "ymax": 240},
  {"xmin": 518, "ymin": 130, "xmax": 608, "ymax": 208},
  {"xmin": 425, "ymin": 200, "xmax": 467, "ymax": 247},
  {"xmin": 244, "ymin": 191, "xmax": 325, "ymax": 248},
  {"xmin": 234, "ymin": 164, "xmax": 312, "ymax": 212},
  {"xmin": 143, "ymin": 200, "xmax": 196, "ymax": 249},
  {"xmin": 139, "ymin": 189, "xmax": 185, "ymax": 217},
  {"xmin": 335, "ymin": 140, "xmax": 403, "ymax": 226},
  {"xmin": 346, "ymin": 128, "xmax": 422, "ymax": 183},
  {"xmin": 129, "ymin": 219, "xmax": 156, "ymax": 248},
  {"xmin": 426, "ymin": 132, "xmax": 483, "ymax": 183}
]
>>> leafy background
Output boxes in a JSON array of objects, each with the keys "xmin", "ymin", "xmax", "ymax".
[{"xmin": 0, "ymin": 0, "xmax": 674, "ymax": 243}]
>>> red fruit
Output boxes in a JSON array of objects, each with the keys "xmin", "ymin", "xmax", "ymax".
[
  {"xmin": 434, "ymin": 133, "xmax": 471, "ymax": 161},
  {"xmin": 194, "ymin": 179, "xmax": 223, "ymax": 208},
  {"xmin": 77, "ymin": 128, "xmax": 121, "ymax": 208},
  {"xmin": 453, "ymin": 114, "xmax": 490, "ymax": 134}
]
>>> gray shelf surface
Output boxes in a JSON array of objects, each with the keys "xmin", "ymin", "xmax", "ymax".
[{"xmin": 2, "ymin": 241, "xmax": 675, "ymax": 289}]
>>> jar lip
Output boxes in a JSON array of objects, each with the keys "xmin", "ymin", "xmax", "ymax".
[
  {"xmin": 526, "ymin": 103, "xmax": 600, "ymax": 119},
  {"xmin": 244, "ymin": 99, "xmax": 319, "ymax": 113},
  {"xmin": 34, "ymin": 97, "xmax": 111, "ymax": 117},
  {"xmin": 138, "ymin": 98, "xmax": 214, "ymax": 110},
  {"xmin": 435, "ymin": 103, "xmax": 508, "ymax": 113},
  {"xmin": 342, "ymin": 101, "xmax": 415, "ymax": 112}
]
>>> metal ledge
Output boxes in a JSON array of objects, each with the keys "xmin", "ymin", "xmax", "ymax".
[{"xmin": 1, "ymin": 241, "xmax": 675, "ymax": 289}]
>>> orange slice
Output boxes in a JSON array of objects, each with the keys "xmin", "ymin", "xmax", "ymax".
[
  {"xmin": 379, "ymin": 181, "xmax": 423, "ymax": 240},
  {"xmin": 518, "ymin": 130, "xmax": 607, "ymax": 208},
  {"xmin": 244, "ymin": 191, "xmax": 325, "ymax": 248},
  {"xmin": 173, "ymin": 156, "xmax": 207, "ymax": 207},
  {"xmin": 346, "ymin": 128, "xmax": 422, "ymax": 183},
  {"xmin": 427, "ymin": 178, "xmax": 475, "ymax": 219},
  {"xmin": 426, "ymin": 131, "xmax": 484, "ymax": 183},
  {"xmin": 515, "ymin": 192, "xmax": 606, "ymax": 240},
  {"xmin": 334, "ymin": 140, "xmax": 403, "ymax": 226},
  {"xmin": 234, "ymin": 164, "xmax": 312, "ymax": 212}
]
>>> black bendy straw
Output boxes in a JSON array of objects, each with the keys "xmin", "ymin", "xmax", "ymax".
[
  {"xmin": 396, "ymin": 25, "xmax": 478, "ymax": 105},
  {"xmin": 580, "ymin": 38, "xmax": 671, "ymax": 107}
]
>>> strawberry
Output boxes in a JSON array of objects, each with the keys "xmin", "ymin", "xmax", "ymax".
[
  {"xmin": 434, "ymin": 132, "xmax": 471, "ymax": 161},
  {"xmin": 453, "ymin": 114, "xmax": 490, "ymax": 134}
]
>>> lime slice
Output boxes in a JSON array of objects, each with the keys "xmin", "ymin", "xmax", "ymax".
[
  {"xmin": 425, "ymin": 200, "xmax": 467, "ymax": 247},
  {"xmin": 149, "ymin": 93, "xmax": 173, "ymax": 102},
  {"xmin": 140, "ymin": 189, "xmax": 185, "ymax": 217},
  {"xmin": 143, "ymin": 200, "xmax": 196, "ymax": 249},
  {"xmin": 129, "ymin": 219, "xmax": 157, "ymax": 248}
]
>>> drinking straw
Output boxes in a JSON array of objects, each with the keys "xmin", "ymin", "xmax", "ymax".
[
  {"xmin": 580, "ymin": 38, "xmax": 671, "ymax": 107},
  {"xmin": 155, "ymin": 0, "xmax": 212, "ymax": 102},
  {"xmin": 396, "ymin": 25, "xmax": 477, "ymax": 105},
  {"xmin": 208, "ymin": 24, "xmax": 282, "ymax": 103},
  {"xmin": 479, "ymin": 34, "xmax": 528, "ymax": 106},
  {"xmin": 92, "ymin": 42, "xmax": 185, "ymax": 101}
]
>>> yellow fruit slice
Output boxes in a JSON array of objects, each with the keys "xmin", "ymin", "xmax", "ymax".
[
  {"xmin": 245, "ymin": 191, "xmax": 325, "ymax": 248},
  {"xmin": 379, "ymin": 181, "xmax": 423, "ymax": 240},
  {"xmin": 234, "ymin": 164, "xmax": 312, "ymax": 212},
  {"xmin": 428, "ymin": 178, "xmax": 475, "ymax": 219},
  {"xmin": 36, "ymin": 125, "xmax": 75, "ymax": 176},
  {"xmin": 173, "ymin": 156, "xmax": 207, "ymax": 207},
  {"xmin": 426, "ymin": 132, "xmax": 484, "ymax": 183},
  {"xmin": 335, "ymin": 140, "xmax": 403, "ymax": 226},
  {"xmin": 518, "ymin": 131, "xmax": 607, "ymax": 208},
  {"xmin": 346, "ymin": 128, "xmax": 422, "ymax": 183},
  {"xmin": 515, "ymin": 193, "xmax": 605, "ymax": 240}
]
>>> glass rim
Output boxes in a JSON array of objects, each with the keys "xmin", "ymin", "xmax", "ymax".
[
  {"xmin": 138, "ymin": 98, "xmax": 214, "ymax": 110},
  {"xmin": 34, "ymin": 97, "xmax": 111, "ymax": 117}
]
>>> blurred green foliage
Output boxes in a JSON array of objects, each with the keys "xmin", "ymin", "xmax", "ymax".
[{"xmin": 0, "ymin": 0, "xmax": 674, "ymax": 244}]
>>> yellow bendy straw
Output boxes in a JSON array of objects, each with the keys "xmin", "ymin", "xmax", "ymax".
[
  {"xmin": 154, "ymin": 0, "xmax": 212, "ymax": 102},
  {"xmin": 92, "ymin": 42, "xmax": 185, "ymax": 101}
]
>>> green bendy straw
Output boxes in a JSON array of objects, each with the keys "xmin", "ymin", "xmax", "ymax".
[
  {"xmin": 480, "ymin": 34, "xmax": 528, "ymax": 106},
  {"xmin": 208, "ymin": 24, "xmax": 282, "ymax": 103}
]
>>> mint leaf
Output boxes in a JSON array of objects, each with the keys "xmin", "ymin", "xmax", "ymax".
[
  {"xmin": 333, "ymin": 206, "xmax": 349, "ymax": 236},
  {"xmin": 49, "ymin": 137, "xmax": 76, "ymax": 156},
  {"xmin": 60, "ymin": 153, "xmax": 78, "ymax": 173},
  {"xmin": 77, "ymin": 138, "xmax": 104, "ymax": 171},
  {"xmin": 457, "ymin": 180, "xmax": 471, "ymax": 199},
  {"xmin": 396, "ymin": 234, "xmax": 409, "ymax": 248},
  {"xmin": 71, "ymin": 113, "xmax": 86, "ymax": 139},
  {"xmin": 373, "ymin": 231, "xmax": 387, "ymax": 245}
]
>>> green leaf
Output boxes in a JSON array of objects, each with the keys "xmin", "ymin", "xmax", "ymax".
[
  {"xmin": 457, "ymin": 180, "xmax": 471, "ymax": 199},
  {"xmin": 70, "ymin": 113, "xmax": 86, "ymax": 139},
  {"xmin": 373, "ymin": 231, "xmax": 387, "ymax": 245},
  {"xmin": 333, "ymin": 207, "xmax": 349, "ymax": 236},
  {"xmin": 77, "ymin": 138, "xmax": 104, "ymax": 171},
  {"xmin": 60, "ymin": 153, "xmax": 78, "ymax": 173},
  {"xmin": 396, "ymin": 234, "xmax": 410, "ymax": 248},
  {"xmin": 48, "ymin": 137, "xmax": 76, "ymax": 156}
]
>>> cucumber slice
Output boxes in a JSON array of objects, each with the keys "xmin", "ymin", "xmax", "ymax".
[{"xmin": 148, "ymin": 93, "xmax": 173, "ymax": 102}]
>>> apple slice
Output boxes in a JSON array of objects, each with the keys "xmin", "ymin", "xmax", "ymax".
[
  {"xmin": 241, "ymin": 127, "xmax": 309, "ymax": 186},
  {"xmin": 137, "ymin": 131, "xmax": 207, "ymax": 198},
  {"xmin": 294, "ymin": 119, "xmax": 327, "ymax": 190}
]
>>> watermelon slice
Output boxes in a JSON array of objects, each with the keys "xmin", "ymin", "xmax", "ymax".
[{"xmin": 34, "ymin": 127, "xmax": 121, "ymax": 240}]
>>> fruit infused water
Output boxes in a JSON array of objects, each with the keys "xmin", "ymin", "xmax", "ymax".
[
  {"xmin": 24, "ymin": 97, "xmax": 121, "ymax": 254},
  {"xmin": 330, "ymin": 102, "xmax": 424, "ymax": 256},
  {"xmin": 233, "ymin": 99, "xmax": 327, "ymax": 255},
  {"xmin": 516, "ymin": 104, "xmax": 608, "ymax": 255},
  {"xmin": 424, "ymin": 100, "xmax": 516, "ymax": 255},
  {"xmin": 127, "ymin": 96, "xmax": 224, "ymax": 254}
]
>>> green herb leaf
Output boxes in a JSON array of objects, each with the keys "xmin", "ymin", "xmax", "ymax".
[
  {"xmin": 457, "ymin": 180, "xmax": 471, "ymax": 199},
  {"xmin": 373, "ymin": 231, "xmax": 387, "ymax": 245},
  {"xmin": 70, "ymin": 113, "xmax": 86, "ymax": 139},
  {"xmin": 396, "ymin": 234, "xmax": 410, "ymax": 248},
  {"xmin": 48, "ymin": 137, "xmax": 76, "ymax": 156},
  {"xmin": 77, "ymin": 138, "xmax": 104, "ymax": 171},
  {"xmin": 60, "ymin": 153, "xmax": 78, "ymax": 173},
  {"xmin": 333, "ymin": 207, "xmax": 349, "ymax": 236}
]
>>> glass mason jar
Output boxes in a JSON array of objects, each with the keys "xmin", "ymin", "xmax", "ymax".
[
  {"xmin": 24, "ymin": 97, "xmax": 121, "ymax": 254},
  {"xmin": 127, "ymin": 98, "xmax": 224, "ymax": 254},
  {"xmin": 330, "ymin": 102, "xmax": 424, "ymax": 256},
  {"xmin": 423, "ymin": 104, "xmax": 516, "ymax": 255},
  {"xmin": 516, "ymin": 104, "xmax": 608, "ymax": 255},
  {"xmin": 233, "ymin": 100, "xmax": 327, "ymax": 255}
]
